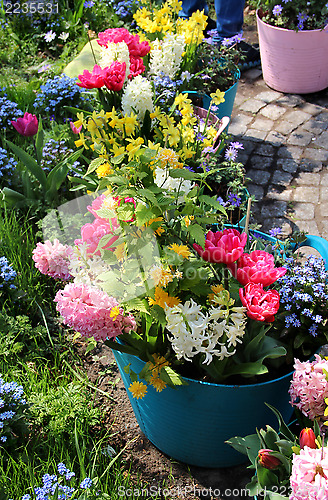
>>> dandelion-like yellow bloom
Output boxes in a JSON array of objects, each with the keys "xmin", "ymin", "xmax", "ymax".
[
  {"xmin": 145, "ymin": 217, "xmax": 165, "ymax": 236},
  {"xmin": 184, "ymin": 215, "xmax": 194, "ymax": 227},
  {"xmin": 150, "ymin": 264, "xmax": 174, "ymax": 287},
  {"xmin": 150, "ymin": 376, "xmax": 167, "ymax": 392},
  {"xmin": 96, "ymin": 162, "xmax": 113, "ymax": 178},
  {"xmin": 157, "ymin": 148, "xmax": 183, "ymax": 169},
  {"xmin": 148, "ymin": 287, "xmax": 180, "ymax": 308},
  {"xmin": 208, "ymin": 284, "xmax": 224, "ymax": 303},
  {"xmin": 168, "ymin": 243, "xmax": 191, "ymax": 259},
  {"xmin": 109, "ymin": 306, "xmax": 120, "ymax": 320},
  {"xmin": 103, "ymin": 196, "xmax": 119, "ymax": 210},
  {"xmin": 129, "ymin": 381, "xmax": 148, "ymax": 399}
]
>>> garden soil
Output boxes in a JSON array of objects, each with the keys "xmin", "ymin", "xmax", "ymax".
[{"xmin": 78, "ymin": 8, "xmax": 260, "ymax": 499}]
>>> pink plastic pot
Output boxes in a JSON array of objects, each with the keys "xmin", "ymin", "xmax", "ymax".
[{"xmin": 257, "ymin": 10, "xmax": 328, "ymax": 94}]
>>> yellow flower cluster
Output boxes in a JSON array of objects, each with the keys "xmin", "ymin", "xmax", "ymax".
[{"xmin": 134, "ymin": 0, "xmax": 207, "ymax": 46}]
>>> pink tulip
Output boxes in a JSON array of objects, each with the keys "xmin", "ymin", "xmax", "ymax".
[
  {"xmin": 77, "ymin": 64, "xmax": 108, "ymax": 89},
  {"xmin": 239, "ymin": 283, "xmax": 280, "ymax": 323},
  {"xmin": 70, "ymin": 121, "xmax": 82, "ymax": 134},
  {"xmin": 229, "ymin": 250, "xmax": 287, "ymax": 287},
  {"xmin": 11, "ymin": 112, "xmax": 38, "ymax": 137},
  {"xmin": 103, "ymin": 61, "xmax": 126, "ymax": 91},
  {"xmin": 193, "ymin": 228, "xmax": 247, "ymax": 264}
]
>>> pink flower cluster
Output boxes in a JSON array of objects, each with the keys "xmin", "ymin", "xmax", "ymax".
[
  {"xmin": 77, "ymin": 62, "xmax": 126, "ymax": 91},
  {"xmin": 74, "ymin": 194, "xmax": 136, "ymax": 256},
  {"xmin": 74, "ymin": 218, "xmax": 120, "ymax": 257},
  {"xmin": 194, "ymin": 228, "xmax": 286, "ymax": 323},
  {"xmin": 77, "ymin": 28, "xmax": 150, "ymax": 90},
  {"xmin": 289, "ymin": 355, "xmax": 328, "ymax": 422},
  {"xmin": 32, "ymin": 239, "xmax": 73, "ymax": 280},
  {"xmin": 290, "ymin": 446, "xmax": 328, "ymax": 500},
  {"xmin": 54, "ymin": 282, "xmax": 136, "ymax": 341}
]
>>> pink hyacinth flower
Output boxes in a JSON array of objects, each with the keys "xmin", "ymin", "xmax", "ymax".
[
  {"xmin": 239, "ymin": 282, "xmax": 280, "ymax": 322},
  {"xmin": 229, "ymin": 250, "xmax": 287, "ymax": 286},
  {"xmin": 290, "ymin": 446, "xmax": 328, "ymax": 499},
  {"xmin": 11, "ymin": 112, "xmax": 38, "ymax": 137},
  {"xmin": 32, "ymin": 239, "xmax": 73, "ymax": 280},
  {"xmin": 193, "ymin": 228, "xmax": 247, "ymax": 264},
  {"xmin": 289, "ymin": 355, "xmax": 328, "ymax": 422},
  {"xmin": 54, "ymin": 282, "xmax": 136, "ymax": 341}
]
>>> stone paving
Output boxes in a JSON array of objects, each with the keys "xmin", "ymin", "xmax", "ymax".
[{"xmin": 229, "ymin": 68, "xmax": 328, "ymax": 241}]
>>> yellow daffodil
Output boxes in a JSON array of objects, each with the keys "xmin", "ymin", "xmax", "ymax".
[
  {"xmin": 111, "ymin": 143, "xmax": 125, "ymax": 157},
  {"xmin": 123, "ymin": 113, "xmax": 138, "ymax": 135},
  {"xmin": 210, "ymin": 89, "xmax": 226, "ymax": 105},
  {"xmin": 184, "ymin": 215, "xmax": 194, "ymax": 227},
  {"xmin": 149, "ymin": 264, "xmax": 174, "ymax": 287},
  {"xmin": 126, "ymin": 137, "xmax": 144, "ymax": 159},
  {"xmin": 74, "ymin": 133, "xmax": 88, "ymax": 149}
]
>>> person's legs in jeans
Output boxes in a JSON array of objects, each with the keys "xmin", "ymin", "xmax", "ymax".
[
  {"xmin": 214, "ymin": 0, "xmax": 246, "ymax": 41},
  {"xmin": 180, "ymin": 0, "xmax": 208, "ymax": 18}
]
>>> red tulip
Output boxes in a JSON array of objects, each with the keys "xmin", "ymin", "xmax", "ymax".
[
  {"xmin": 11, "ymin": 112, "xmax": 38, "ymax": 137},
  {"xmin": 258, "ymin": 449, "xmax": 281, "ymax": 470},
  {"xmin": 70, "ymin": 121, "xmax": 82, "ymax": 134},
  {"xmin": 299, "ymin": 428, "xmax": 317, "ymax": 449},
  {"xmin": 103, "ymin": 61, "xmax": 126, "ymax": 91},
  {"xmin": 193, "ymin": 228, "xmax": 247, "ymax": 264},
  {"xmin": 239, "ymin": 282, "xmax": 280, "ymax": 322},
  {"xmin": 229, "ymin": 250, "xmax": 287, "ymax": 287},
  {"xmin": 77, "ymin": 64, "xmax": 108, "ymax": 89}
]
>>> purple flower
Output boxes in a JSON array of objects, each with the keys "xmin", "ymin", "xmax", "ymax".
[
  {"xmin": 216, "ymin": 196, "xmax": 227, "ymax": 206},
  {"xmin": 230, "ymin": 141, "xmax": 244, "ymax": 150},
  {"xmin": 227, "ymin": 193, "xmax": 241, "ymax": 207},
  {"xmin": 269, "ymin": 227, "xmax": 282, "ymax": 238},
  {"xmin": 224, "ymin": 146, "xmax": 238, "ymax": 162},
  {"xmin": 272, "ymin": 4, "xmax": 283, "ymax": 16}
]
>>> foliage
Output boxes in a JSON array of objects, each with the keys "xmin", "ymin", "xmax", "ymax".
[
  {"xmin": 257, "ymin": 0, "xmax": 328, "ymax": 30},
  {"xmin": 29, "ymin": 382, "xmax": 101, "ymax": 439},
  {"xmin": 192, "ymin": 36, "xmax": 243, "ymax": 93}
]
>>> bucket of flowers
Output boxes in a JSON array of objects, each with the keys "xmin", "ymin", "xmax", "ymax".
[{"xmin": 32, "ymin": 136, "xmax": 328, "ymax": 466}]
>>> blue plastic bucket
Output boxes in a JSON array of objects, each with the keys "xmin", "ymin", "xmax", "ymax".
[
  {"xmin": 201, "ymin": 76, "xmax": 240, "ymax": 121},
  {"xmin": 183, "ymin": 72, "xmax": 240, "ymax": 124},
  {"xmin": 113, "ymin": 348, "xmax": 294, "ymax": 468}
]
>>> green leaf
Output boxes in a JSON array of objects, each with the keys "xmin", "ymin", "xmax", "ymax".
[
  {"xmin": 160, "ymin": 366, "xmax": 188, "ymax": 388},
  {"xmin": 5, "ymin": 139, "xmax": 47, "ymax": 188},
  {"xmin": 135, "ymin": 204, "xmax": 156, "ymax": 226},
  {"xmin": 188, "ymin": 223, "xmax": 205, "ymax": 248},
  {"xmin": 226, "ymin": 434, "xmax": 260, "ymax": 464},
  {"xmin": 85, "ymin": 157, "xmax": 107, "ymax": 176},
  {"xmin": 1, "ymin": 187, "xmax": 26, "ymax": 204},
  {"xmin": 169, "ymin": 168, "xmax": 201, "ymax": 180},
  {"xmin": 265, "ymin": 403, "xmax": 295, "ymax": 442},
  {"xmin": 35, "ymin": 118, "xmax": 44, "ymax": 164},
  {"xmin": 111, "ymin": 154, "xmax": 126, "ymax": 165}
]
